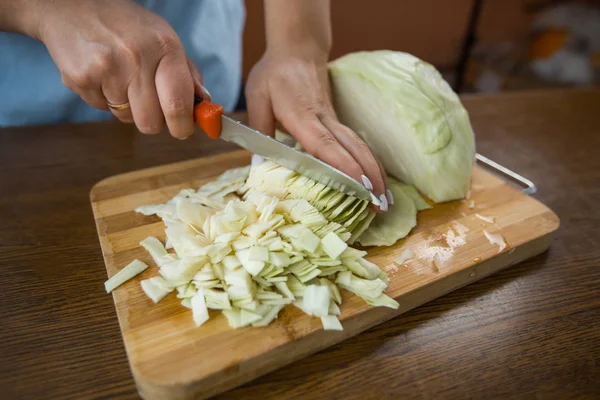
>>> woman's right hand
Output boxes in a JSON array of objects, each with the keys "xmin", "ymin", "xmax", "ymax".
[{"xmin": 38, "ymin": 0, "xmax": 208, "ymax": 139}]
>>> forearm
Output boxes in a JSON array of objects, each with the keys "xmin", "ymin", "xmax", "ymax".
[
  {"xmin": 0, "ymin": 0, "xmax": 47, "ymax": 38},
  {"xmin": 263, "ymin": 0, "xmax": 332, "ymax": 60}
]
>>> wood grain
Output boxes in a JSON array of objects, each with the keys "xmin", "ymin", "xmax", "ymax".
[
  {"xmin": 1, "ymin": 88, "xmax": 599, "ymax": 400},
  {"xmin": 91, "ymin": 148, "xmax": 558, "ymax": 399}
]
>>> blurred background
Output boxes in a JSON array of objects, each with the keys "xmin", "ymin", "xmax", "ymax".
[{"xmin": 236, "ymin": 0, "xmax": 600, "ymax": 109}]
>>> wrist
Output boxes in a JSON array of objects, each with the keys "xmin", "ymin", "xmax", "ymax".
[
  {"xmin": 264, "ymin": 0, "xmax": 332, "ymax": 63},
  {"xmin": 0, "ymin": 0, "xmax": 49, "ymax": 39},
  {"xmin": 266, "ymin": 37, "xmax": 331, "ymax": 64}
]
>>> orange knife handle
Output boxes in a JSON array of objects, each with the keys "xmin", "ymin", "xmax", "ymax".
[{"xmin": 193, "ymin": 97, "xmax": 224, "ymax": 139}]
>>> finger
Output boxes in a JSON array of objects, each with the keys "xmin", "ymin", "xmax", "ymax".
[
  {"xmin": 187, "ymin": 58, "xmax": 210, "ymax": 100},
  {"xmin": 321, "ymin": 115, "xmax": 388, "ymax": 211},
  {"xmin": 78, "ymin": 88, "xmax": 110, "ymax": 111},
  {"xmin": 155, "ymin": 51, "xmax": 195, "ymax": 139},
  {"xmin": 375, "ymin": 157, "xmax": 393, "ymax": 206},
  {"xmin": 321, "ymin": 116, "xmax": 386, "ymax": 195},
  {"xmin": 102, "ymin": 74, "xmax": 133, "ymax": 123},
  {"xmin": 283, "ymin": 114, "xmax": 367, "ymax": 191},
  {"xmin": 128, "ymin": 72, "xmax": 165, "ymax": 135},
  {"xmin": 60, "ymin": 57, "xmax": 109, "ymax": 112},
  {"xmin": 246, "ymin": 89, "xmax": 275, "ymax": 137},
  {"xmin": 367, "ymin": 157, "xmax": 391, "ymax": 213}
]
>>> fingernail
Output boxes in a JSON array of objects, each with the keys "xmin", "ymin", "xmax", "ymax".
[
  {"xmin": 370, "ymin": 192, "xmax": 382, "ymax": 206},
  {"xmin": 201, "ymin": 85, "xmax": 211, "ymax": 98},
  {"xmin": 361, "ymin": 174, "xmax": 373, "ymax": 191},
  {"xmin": 251, "ymin": 154, "xmax": 264, "ymax": 167},
  {"xmin": 379, "ymin": 194, "xmax": 389, "ymax": 212},
  {"xmin": 386, "ymin": 189, "xmax": 394, "ymax": 205}
]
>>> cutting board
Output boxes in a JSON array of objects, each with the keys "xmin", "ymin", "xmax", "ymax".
[{"xmin": 90, "ymin": 149, "xmax": 559, "ymax": 400}]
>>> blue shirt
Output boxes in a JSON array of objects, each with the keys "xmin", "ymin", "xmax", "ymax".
[{"xmin": 0, "ymin": 0, "xmax": 245, "ymax": 127}]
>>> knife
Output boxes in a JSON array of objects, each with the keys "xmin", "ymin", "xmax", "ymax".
[{"xmin": 193, "ymin": 97, "xmax": 371, "ymax": 201}]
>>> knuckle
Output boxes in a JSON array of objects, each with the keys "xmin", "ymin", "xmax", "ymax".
[
  {"xmin": 244, "ymin": 86, "xmax": 262, "ymax": 100},
  {"xmin": 304, "ymin": 128, "xmax": 338, "ymax": 154},
  {"xmin": 162, "ymin": 98, "xmax": 189, "ymax": 119},
  {"xmin": 354, "ymin": 137, "xmax": 371, "ymax": 153},
  {"xmin": 62, "ymin": 71, "xmax": 93, "ymax": 90},
  {"xmin": 117, "ymin": 39, "xmax": 143, "ymax": 70},
  {"xmin": 293, "ymin": 93, "xmax": 314, "ymax": 109},
  {"xmin": 61, "ymin": 51, "xmax": 113, "ymax": 90},
  {"xmin": 89, "ymin": 49, "xmax": 113, "ymax": 76},
  {"xmin": 310, "ymin": 130, "xmax": 362, "ymax": 177},
  {"xmin": 312, "ymin": 101, "xmax": 329, "ymax": 115},
  {"xmin": 155, "ymin": 31, "xmax": 181, "ymax": 55},
  {"xmin": 246, "ymin": 91, "xmax": 268, "ymax": 108},
  {"xmin": 244, "ymin": 82, "xmax": 269, "ymax": 101},
  {"xmin": 316, "ymin": 130, "xmax": 339, "ymax": 148},
  {"xmin": 320, "ymin": 134, "xmax": 340, "ymax": 148},
  {"xmin": 332, "ymin": 122, "xmax": 373, "ymax": 155}
]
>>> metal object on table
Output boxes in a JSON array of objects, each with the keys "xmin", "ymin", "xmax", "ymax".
[{"xmin": 476, "ymin": 153, "xmax": 537, "ymax": 195}]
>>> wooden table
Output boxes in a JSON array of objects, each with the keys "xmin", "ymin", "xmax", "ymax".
[{"xmin": 1, "ymin": 88, "xmax": 599, "ymax": 399}]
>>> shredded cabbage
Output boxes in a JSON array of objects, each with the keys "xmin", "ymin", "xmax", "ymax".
[
  {"xmin": 123, "ymin": 165, "xmax": 399, "ymax": 331},
  {"xmin": 320, "ymin": 315, "xmax": 343, "ymax": 331},
  {"xmin": 105, "ymin": 259, "xmax": 148, "ymax": 293},
  {"xmin": 191, "ymin": 288, "xmax": 210, "ymax": 327},
  {"xmin": 321, "ymin": 232, "xmax": 348, "ymax": 260}
]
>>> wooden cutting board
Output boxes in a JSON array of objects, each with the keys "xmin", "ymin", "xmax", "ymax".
[{"xmin": 90, "ymin": 149, "xmax": 559, "ymax": 400}]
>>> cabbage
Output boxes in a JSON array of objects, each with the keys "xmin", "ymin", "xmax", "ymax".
[
  {"xmin": 191, "ymin": 288, "xmax": 210, "ymax": 327},
  {"xmin": 139, "ymin": 236, "xmax": 172, "ymax": 266},
  {"xmin": 357, "ymin": 179, "xmax": 417, "ymax": 246},
  {"xmin": 328, "ymin": 302, "xmax": 341, "ymax": 316},
  {"xmin": 126, "ymin": 165, "xmax": 399, "ymax": 331},
  {"xmin": 363, "ymin": 293, "xmax": 400, "ymax": 309},
  {"xmin": 329, "ymin": 50, "xmax": 475, "ymax": 202},
  {"xmin": 104, "ymin": 259, "xmax": 148, "ymax": 293},
  {"xmin": 397, "ymin": 184, "xmax": 432, "ymax": 210},
  {"xmin": 320, "ymin": 232, "xmax": 348, "ymax": 260},
  {"xmin": 302, "ymin": 285, "xmax": 330, "ymax": 317},
  {"xmin": 320, "ymin": 315, "xmax": 343, "ymax": 331},
  {"xmin": 336, "ymin": 271, "xmax": 387, "ymax": 299},
  {"xmin": 204, "ymin": 288, "xmax": 232, "ymax": 310},
  {"xmin": 252, "ymin": 304, "xmax": 285, "ymax": 327},
  {"xmin": 242, "ymin": 160, "xmax": 375, "ymax": 237}
]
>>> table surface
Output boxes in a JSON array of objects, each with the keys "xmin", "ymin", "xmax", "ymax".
[{"xmin": 1, "ymin": 88, "xmax": 599, "ymax": 400}]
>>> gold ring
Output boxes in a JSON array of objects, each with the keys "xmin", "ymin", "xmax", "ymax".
[{"xmin": 107, "ymin": 101, "xmax": 130, "ymax": 111}]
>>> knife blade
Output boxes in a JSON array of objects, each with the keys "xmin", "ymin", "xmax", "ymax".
[
  {"xmin": 194, "ymin": 98, "xmax": 371, "ymax": 201},
  {"xmin": 220, "ymin": 116, "xmax": 371, "ymax": 201}
]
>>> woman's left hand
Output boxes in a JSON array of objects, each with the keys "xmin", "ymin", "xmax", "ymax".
[{"xmin": 245, "ymin": 51, "xmax": 390, "ymax": 212}]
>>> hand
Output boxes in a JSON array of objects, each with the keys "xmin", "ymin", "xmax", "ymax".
[
  {"xmin": 245, "ymin": 51, "xmax": 390, "ymax": 212},
  {"xmin": 38, "ymin": 0, "xmax": 208, "ymax": 139}
]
